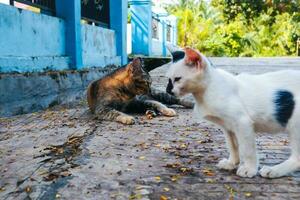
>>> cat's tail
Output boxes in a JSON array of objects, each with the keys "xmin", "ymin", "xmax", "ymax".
[
  {"xmin": 150, "ymin": 88, "xmax": 194, "ymax": 108},
  {"xmin": 87, "ymin": 81, "xmax": 98, "ymax": 113}
]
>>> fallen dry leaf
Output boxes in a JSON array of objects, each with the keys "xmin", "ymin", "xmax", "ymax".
[
  {"xmin": 170, "ymin": 174, "xmax": 181, "ymax": 182},
  {"xmin": 129, "ymin": 194, "xmax": 142, "ymax": 200},
  {"xmin": 25, "ymin": 186, "xmax": 32, "ymax": 193},
  {"xmin": 160, "ymin": 195, "xmax": 168, "ymax": 200},
  {"xmin": 164, "ymin": 162, "xmax": 181, "ymax": 168},
  {"xmin": 208, "ymin": 155, "xmax": 219, "ymax": 161},
  {"xmin": 179, "ymin": 143, "xmax": 187, "ymax": 149},
  {"xmin": 135, "ymin": 185, "xmax": 147, "ymax": 191},
  {"xmin": 197, "ymin": 139, "xmax": 214, "ymax": 144},
  {"xmin": 60, "ymin": 171, "xmax": 71, "ymax": 177},
  {"xmin": 206, "ymin": 179, "xmax": 215, "ymax": 183},
  {"xmin": 179, "ymin": 167, "xmax": 194, "ymax": 174},
  {"xmin": 134, "ymin": 142, "xmax": 149, "ymax": 150},
  {"xmin": 224, "ymin": 184, "xmax": 236, "ymax": 198},
  {"xmin": 138, "ymin": 156, "xmax": 145, "ymax": 160},
  {"xmin": 145, "ymin": 110, "xmax": 157, "ymax": 119},
  {"xmin": 154, "ymin": 144, "xmax": 161, "ymax": 148},
  {"xmin": 281, "ymin": 139, "xmax": 289, "ymax": 145},
  {"xmin": 180, "ymin": 167, "xmax": 188, "ymax": 172},
  {"xmin": 55, "ymin": 193, "xmax": 61, "ymax": 198},
  {"xmin": 202, "ymin": 168, "xmax": 215, "ymax": 176},
  {"xmin": 163, "ymin": 187, "xmax": 170, "ymax": 192},
  {"xmin": 244, "ymin": 192, "xmax": 252, "ymax": 197}
]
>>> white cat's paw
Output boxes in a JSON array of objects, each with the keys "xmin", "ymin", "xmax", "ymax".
[
  {"xmin": 117, "ymin": 115, "xmax": 136, "ymax": 125},
  {"xmin": 259, "ymin": 166, "xmax": 281, "ymax": 178},
  {"xmin": 236, "ymin": 165, "xmax": 257, "ymax": 178},
  {"xmin": 161, "ymin": 108, "xmax": 176, "ymax": 117},
  {"xmin": 217, "ymin": 158, "xmax": 238, "ymax": 171},
  {"xmin": 180, "ymin": 100, "xmax": 194, "ymax": 109}
]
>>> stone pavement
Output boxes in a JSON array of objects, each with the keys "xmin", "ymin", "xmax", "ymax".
[{"xmin": 1, "ymin": 57, "xmax": 300, "ymax": 200}]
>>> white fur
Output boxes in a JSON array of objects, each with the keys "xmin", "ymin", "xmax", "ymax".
[{"xmin": 167, "ymin": 52, "xmax": 300, "ymax": 178}]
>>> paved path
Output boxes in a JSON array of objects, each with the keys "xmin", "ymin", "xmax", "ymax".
[{"xmin": 1, "ymin": 57, "xmax": 300, "ymax": 200}]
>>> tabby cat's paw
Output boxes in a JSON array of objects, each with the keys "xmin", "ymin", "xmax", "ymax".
[
  {"xmin": 116, "ymin": 115, "xmax": 136, "ymax": 125},
  {"xmin": 161, "ymin": 108, "xmax": 176, "ymax": 117}
]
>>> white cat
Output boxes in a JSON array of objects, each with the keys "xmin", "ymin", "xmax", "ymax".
[{"xmin": 166, "ymin": 47, "xmax": 300, "ymax": 178}]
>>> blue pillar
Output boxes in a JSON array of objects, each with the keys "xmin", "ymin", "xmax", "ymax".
[
  {"xmin": 130, "ymin": 0, "xmax": 152, "ymax": 56},
  {"xmin": 55, "ymin": 0, "xmax": 83, "ymax": 69},
  {"xmin": 110, "ymin": 0, "xmax": 128, "ymax": 65},
  {"xmin": 162, "ymin": 20, "xmax": 167, "ymax": 57}
]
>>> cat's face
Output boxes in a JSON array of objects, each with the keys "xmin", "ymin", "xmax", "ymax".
[
  {"xmin": 166, "ymin": 48, "xmax": 207, "ymax": 96},
  {"xmin": 126, "ymin": 57, "xmax": 152, "ymax": 95}
]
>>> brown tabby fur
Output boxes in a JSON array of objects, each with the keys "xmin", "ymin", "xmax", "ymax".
[{"xmin": 87, "ymin": 58, "xmax": 193, "ymax": 125}]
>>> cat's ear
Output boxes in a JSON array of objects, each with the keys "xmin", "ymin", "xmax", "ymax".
[
  {"xmin": 167, "ymin": 45, "xmax": 185, "ymax": 63},
  {"xmin": 129, "ymin": 57, "xmax": 143, "ymax": 74},
  {"xmin": 171, "ymin": 51, "xmax": 185, "ymax": 63},
  {"xmin": 184, "ymin": 47, "xmax": 203, "ymax": 70}
]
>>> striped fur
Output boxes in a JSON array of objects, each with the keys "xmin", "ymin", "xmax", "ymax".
[{"xmin": 87, "ymin": 58, "xmax": 194, "ymax": 125}]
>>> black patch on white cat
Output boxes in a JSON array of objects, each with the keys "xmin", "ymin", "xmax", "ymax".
[
  {"xmin": 166, "ymin": 78, "xmax": 174, "ymax": 95},
  {"xmin": 171, "ymin": 51, "xmax": 185, "ymax": 63},
  {"xmin": 273, "ymin": 90, "xmax": 295, "ymax": 127}
]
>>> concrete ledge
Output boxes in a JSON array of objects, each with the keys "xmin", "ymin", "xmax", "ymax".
[
  {"xmin": 0, "ymin": 56, "xmax": 70, "ymax": 73},
  {"xmin": 0, "ymin": 66, "xmax": 117, "ymax": 117}
]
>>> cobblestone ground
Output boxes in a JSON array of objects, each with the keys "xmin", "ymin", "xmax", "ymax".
[{"xmin": 1, "ymin": 58, "xmax": 300, "ymax": 200}]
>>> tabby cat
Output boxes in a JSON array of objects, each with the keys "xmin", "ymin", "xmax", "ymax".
[{"xmin": 87, "ymin": 57, "xmax": 194, "ymax": 125}]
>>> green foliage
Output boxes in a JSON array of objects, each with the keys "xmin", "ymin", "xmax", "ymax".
[
  {"xmin": 212, "ymin": 0, "xmax": 265, "ymax": 23},
  {"xmin": 166, "ymin": 0, "xmax": 300, "ymax": 57}
]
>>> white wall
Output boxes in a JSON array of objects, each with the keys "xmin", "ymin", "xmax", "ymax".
[
  {"xmin": 0, "ymin": 0, "xmax": 9, "ymax": 5},
  {"xmin": 81, "ymin": 24, "xmax": 121, "ymax": 67},
  {"xmin": 152, "ymin": 39, "xmax": 162, "ymax": 56}
]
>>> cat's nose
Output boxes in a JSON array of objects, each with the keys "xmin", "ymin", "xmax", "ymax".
[
  {"xmin": 167, "ymin": 89, "xmax": 174, "ymax": 95},
  {"xmin": 166, "ymin": 79, "xmax": 174, "ymax": 95}
]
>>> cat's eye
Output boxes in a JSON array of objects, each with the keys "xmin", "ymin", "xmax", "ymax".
[{"xmin": 174, "ymin": 77, "xmax": 181, "ymax": 82}]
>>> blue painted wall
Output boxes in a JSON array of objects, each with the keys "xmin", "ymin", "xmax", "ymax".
[
  {"xmin": 0, "ymin": 0, "xmax": 126, "ymax": 73},
  {"xmin": 0, "ymin": 3, "xmax": 69, "ymax": 73},
  {"xmin": 0, "ymin": 4, "xmax": 65, "ymax": 56}
]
